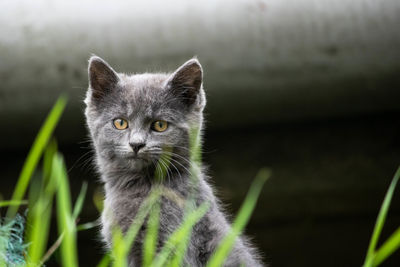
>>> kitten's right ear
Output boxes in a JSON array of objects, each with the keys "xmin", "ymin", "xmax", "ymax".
[
  {"xmin": 88, "ymin": 56, "xmax": 119, "ymax": 101},
  {"xmin": 166, "ymin": 58, "xmax": 204, "ymax": 109}
]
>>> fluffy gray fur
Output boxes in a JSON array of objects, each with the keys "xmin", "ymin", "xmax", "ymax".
[{"xmin": 84, "ymin": 56, "xmax": 263, "ymax": 266}]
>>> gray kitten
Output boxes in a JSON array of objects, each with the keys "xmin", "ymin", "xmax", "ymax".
[{"xmin": 84, "ymin": 56, "xmax": 263, "ymax": 266}]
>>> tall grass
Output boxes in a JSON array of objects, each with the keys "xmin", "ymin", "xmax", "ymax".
[
  {"xmin": 0, "ymin": 96, "xmax": 399, "ymax": 266},
  {"xmin": 363, "ymin": 167, "xmax": 400, "ymax": 267},
  {"xmin": 6, "ymin": 96, "xmax": 67, "ymax": 219},
  {"xmin": 0, "ymin": 96, "xmax": 89, "ymax": 266},
  {"xmin": 1, "ymin": 96, "xmax": 68, "ymax": 266}
]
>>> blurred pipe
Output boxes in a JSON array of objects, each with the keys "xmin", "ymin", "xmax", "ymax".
[{"xmin": 0, "ymin": 0, "xmax": 400, "ymax": 147}]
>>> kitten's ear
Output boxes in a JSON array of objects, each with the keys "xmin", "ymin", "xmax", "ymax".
[
  {"xmin": 167, "ymin": 58, "xmax": 204, "ymax": 108},
  {"xmin": 88, "ymin": 56, "xmax": 119, "ymax": 101}
]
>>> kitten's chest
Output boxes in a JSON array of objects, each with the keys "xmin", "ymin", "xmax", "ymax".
[
  {"xmin": 102, "ymin": 187, "xmax": 185, "ymax": 242},
  {"xmin": 103, "ymin": 191, "xmax": 146, "ymax": 232}
]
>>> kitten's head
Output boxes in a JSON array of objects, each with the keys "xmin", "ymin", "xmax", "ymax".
[{"xmin": 84, "ymin": 56, "xmax": 205, "ymax": 181}]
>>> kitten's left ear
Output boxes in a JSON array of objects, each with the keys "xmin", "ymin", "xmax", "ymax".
[
  {"xmin": 88, "ymin": 56, "xmax": 119, "ymax": 102},
  {"xmin": 166, "ymin": 58, "xmax": 205, "ymax": 109}
]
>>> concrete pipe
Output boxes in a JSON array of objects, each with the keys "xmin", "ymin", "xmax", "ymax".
[{"xmin": 0, "ymin": 0, "xmax": 399, "ymax": 147}]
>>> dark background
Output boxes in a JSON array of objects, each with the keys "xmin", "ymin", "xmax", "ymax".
[{"xmin": 1, "ymin": 0, "xmax": 400, "ymax": 266}]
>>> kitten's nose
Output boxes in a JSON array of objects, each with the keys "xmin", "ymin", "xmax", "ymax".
[{"xmin": 129, "ymin": 142, "xmax": 146, "ymax": 154}]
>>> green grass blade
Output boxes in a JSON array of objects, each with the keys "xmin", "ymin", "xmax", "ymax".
[
  {"xmin": 168, "ymin": 200, "xmax": 200, "ymax": 267},
  {"xmin": 43, "ymin": 139, "xmax": 58, "ymax": 186},
  {"xmin": 93, "ymin": 187, "xmax": 104, "ymax": 212},
  {"xmin": 77, "ymin": 221, "xmax": 98, "ymax": 232},
  {"xmin": 72, "ymin": 181, "xmax": 88, "ymax": 220},
  {"xmin": 363, "ymin": 166, "xmax": 400, "ymax": 266},
  {"xmin": 372, "ymin": 226, "xmax": 400, "ymax": 266},
  {"xmin": 42, "ymin": 139, "xmax": 59, "ymax": 196},
  {"xmin": 40, "ymin": 233, "xmax": 64, "ymax": 265},
  {"xmin": 0, "ymin": 200, "xmax": 28, "ymax": 208},
  {"xmin": 97, "ymin": 253, "xmax": 111, "ymax": 267},
  {"xmin": 206, "ymin": 168, "xmax": 270, "ymax": 267},
  {"xmin": 168, "ymin": 224, "xmax": 192, "ymax": 267},
  {"xmin": 26, "ymin": 141, "xmax": 59, "ymax": 266},
  {"xmin": 25, "ymin": 174, "xmax": 42, "ymax": 239},
  {"xmin": 7, "ymin": 95, "xmax": 67, "ymax": 219},
  {"xmin": 152, "ymin": 202, "xmax": 210, "ymax": 267},
  {"xmin": 54, "ymin": 153, "xmax": 78, "ymax": 267},
  {"xmin": 189, "ymin": 126, "xmax": 202, "ymax": 165},
  {"xmin": 26, "ymin": 190, "xmax": 53, "ymax": 267},
  {"xmin": 112, "ymin": 228, "xmax": 127, "ymax": 267},
  {"xmin": 143, "ymin": 200, "xmax": 160, "ymax": 267}
]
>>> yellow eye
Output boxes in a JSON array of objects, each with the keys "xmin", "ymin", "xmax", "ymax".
[
  {"xmin": 113, "ymin": 118, "xmax": 128, "ymax": 130},
  {"xmin": 152, "ymin": 120, "xmax": 168, "ymax": 132}
]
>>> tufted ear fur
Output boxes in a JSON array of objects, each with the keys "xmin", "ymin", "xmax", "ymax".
[
  {"xmin": 88, "ymin": 56, "xmax": 119, "ymax": 101},
  {"xmin": 166, "ymin": 58, "xmax": 204, "ymax": 108}
]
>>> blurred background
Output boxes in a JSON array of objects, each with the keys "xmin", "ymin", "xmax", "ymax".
[{"xmin": 1, "ymin": 0, "xmax": 400, "ymax": 266}]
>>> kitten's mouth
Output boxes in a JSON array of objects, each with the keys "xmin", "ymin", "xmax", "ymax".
[
  {"xmin": 126, "ymin": 154, "xmax": 144, "ymax": 160},
  {"xmin": 119, "ymin": 153, "xmax": 151, "ymax": 171},
  {"xmin": 125, "ymin": 153, "xmax": 152, "ymax": 163}
]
